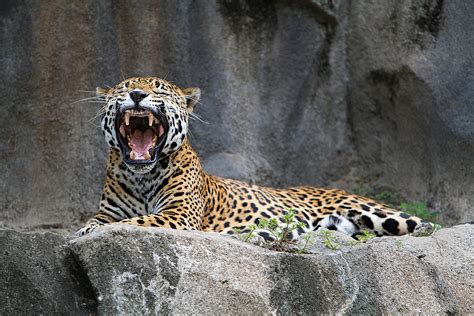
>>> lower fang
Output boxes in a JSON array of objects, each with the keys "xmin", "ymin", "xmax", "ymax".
[
  {"xmin": 119, "ymin": 124, "xmax": 126, "ymax": 137},
  {"xmin": 144, "ymin": 152, "xmax": 151, "ymax": 160},
  {"xmin": 148, "ymin": 113, "xmax": 154, "ymax": 127},
  {"xmin": 130, "ymin": 151, "xmax": 136, "ymax": 160}
]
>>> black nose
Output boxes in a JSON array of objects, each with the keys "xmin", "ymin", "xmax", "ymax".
[{"xmin": 129, "ymin": 90, "xmax": 149, "ymax": 104}]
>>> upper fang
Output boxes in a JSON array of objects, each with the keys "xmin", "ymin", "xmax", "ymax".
[
  {"xmin": 124, "ymin": 112, "xmax": 130, "ymax": 126},
  {"xmin": 148, "ymin": 113, "xmax": 154, "ymax": 127}
]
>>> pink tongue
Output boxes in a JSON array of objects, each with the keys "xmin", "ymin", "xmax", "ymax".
[{"xmin": 130, "ymin": 129, "xmax": 154, "ymax": 158}]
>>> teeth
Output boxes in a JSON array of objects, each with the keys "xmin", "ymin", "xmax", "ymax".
[
  {"xmin": 152, "ymin": 135, "xmax": 157, "ymax": 147},
  {"xmin": 130, "ymin": 151, "xmax": 136, "ymax": 160},
  {"xmin": 119, "ymin": 125, "xmax": 126, "ymax": 137},
  {"xmin": 144, "ymin": 151, "xmax": 151, "ymax": 160},
  {"xmin": 148, "ymin": 113, "xmax": 154, "ymax": 127},
  {"xmin": 154, "ymin": 118, "xmax": 160, "ymax": 124},
  {"xmin": 124, "ymin": 112, "xmax": 130, "ymax": 126}
]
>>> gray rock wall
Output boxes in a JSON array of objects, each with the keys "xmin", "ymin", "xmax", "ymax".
[
  {"xmin": 0, "ymin": 0, "xmax": 472, "ymax": 229},
  {"xmin": 346, "ymin": 0, "xmax": 474, "ymax": 224}
]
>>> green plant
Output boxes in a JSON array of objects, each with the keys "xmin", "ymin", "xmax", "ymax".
[
  {"xmin": 432, "ymin": 223, "xmax": 443, "ymax": 231},
  {"xmin": 353, "ymin": 186, "xmax": 442, "ymax": 225},
  {"xmin": 356, "ymin": 230, "xmax": 376, "ymax": 243},
  {"xmin": 319, "ymin": 229, "xmax": 341, "ymax": 250},
  {"xmin": 295, "ymin": 232, "xmax": 317, "ymax": 254},
  {"xmin": 233, "ymin": 225, "xmax": 258, "ymax": 243},
  {"xmin": 373, "ymin": 191, "xmax": 401, "ymax": 207},
  {"xmin": 234, "ymin": 209, "xmax": 318, "ymax": 253},
  {"xmin": 257, "ymin": 209, "xmax": 306, "ymax": 243},
  {"xmin": 400, "ymin": 202, "xmax": 439, "ymax": 222},
  {"xmin": 395, "ymin": 239, "xmax": 403, "ymax": 248},
  {"xmin": 357, "ymin": 230, "xmax": 376, "ymax": 242},
  {"xmin": 349, "ymin": 230, "xmax": 376, "ymax": 246},
  {"xmin": 352, "ymin": 186, "xmax": 376, "ymax": 199},
  {"xmin": 352, "ymin": 186, "xmax": 402, "ymax": 207}
]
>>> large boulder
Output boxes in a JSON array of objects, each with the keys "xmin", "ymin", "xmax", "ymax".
[
  {"xmin": 0, "ymin": 230, "xmax": 96, "ymax": 314},
  {"xmin": 68, "ymin": 224, "xmax": 474, "ymax": 314},
  {"xmin": 4, "ymin": 225, "xmax": 471, "ymax": 314}
]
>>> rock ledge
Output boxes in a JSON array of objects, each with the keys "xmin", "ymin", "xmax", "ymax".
[{"xmin": 1, "ymin": 225, "xmax": 472, "ymax": 314}]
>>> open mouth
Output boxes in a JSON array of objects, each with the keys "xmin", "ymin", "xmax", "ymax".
[{"xmin": 115, "ymin": 108, "xmax": 168, "ymax": 165}]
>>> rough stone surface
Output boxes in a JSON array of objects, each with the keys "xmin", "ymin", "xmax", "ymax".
[
  {"xmin": 2, "ymin": 224, "xmax": 465, "ymax": 315},
  {"xmin": 1, "ymin": 1, "xmax": 472, "ymax": 231},
  {"xmin": 0, "ymin": 229, "xmax": 96, "ymax": 314},
  {"xmin": 69, "ymin": 226, "xmax": 278, "ymax": 315},
  {"xmin": 346, "ymin": 0, "xmax": 474, "ymax": 225}
]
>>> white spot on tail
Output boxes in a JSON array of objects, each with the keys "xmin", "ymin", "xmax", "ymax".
[{"xmin": 319, "ymin": 215, "xmax": 358, "ymax": 235}]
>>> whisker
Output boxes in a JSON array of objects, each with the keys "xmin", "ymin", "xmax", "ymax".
[
  {"xmin": 169, "ymin": 105, "xmax": 208, "ymax": 125},
  {"xmin": 85, "ymin": 101, "xmax": 106, "ymax": 104},
  {"xmin": 86, "ymin": 120, "xmax": 103, "ymax": 129},
  {"xmin": 71, "ymin": 97, "xmax": 105, "ymax": 105},
  {"xmin": 188, "ymin": 112, "xmax": 208, "ymax": 124},
  {"xmin": 74, "ymin": 96, "xmax": 105, "ymax": 101},
  {"xmin": 88, "ymin": 108, "xmax": 106, "ymax": 123},
  {"xmin": 187, "ymin": 128, "xmax": 194, "ymax": 140}
]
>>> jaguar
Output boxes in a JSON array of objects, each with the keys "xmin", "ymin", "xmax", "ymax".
[{"xmin": 78, "ymin": 77, "xmax": 431, "ymax": 240}]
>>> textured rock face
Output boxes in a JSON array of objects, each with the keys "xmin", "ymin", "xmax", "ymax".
[
  {"xmin": 346, "ymin": 0, "xmax": 474, "ymax": 225},
  {"xmin": 0, "ymin": 230, "xmax": 96, "ymax": 314},
  {"xmin": 0, "ymin": 2, "xmax": 472, "ymax": 229},
  {"xmin": 1, "ymin": 225, "xmax": 473, "ymax": 314}
]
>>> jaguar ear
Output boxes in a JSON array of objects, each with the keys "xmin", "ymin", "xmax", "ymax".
[
  {"xmin": 96, "ymin": 86, "xmax": 109, "ymax": 97},
  {"xmin": 182, "ymin": 87, "xmax": 201, "ymax": 112}
]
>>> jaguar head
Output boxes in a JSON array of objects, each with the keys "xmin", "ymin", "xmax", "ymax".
[{"xmin": 97, "ymin": 77, "xmax": 200, "ymax": 174}]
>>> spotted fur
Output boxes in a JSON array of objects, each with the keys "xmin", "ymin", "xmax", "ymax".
[{"xmin": 78, "ymin": 77, "xmax": 430, "ymax": 239}]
